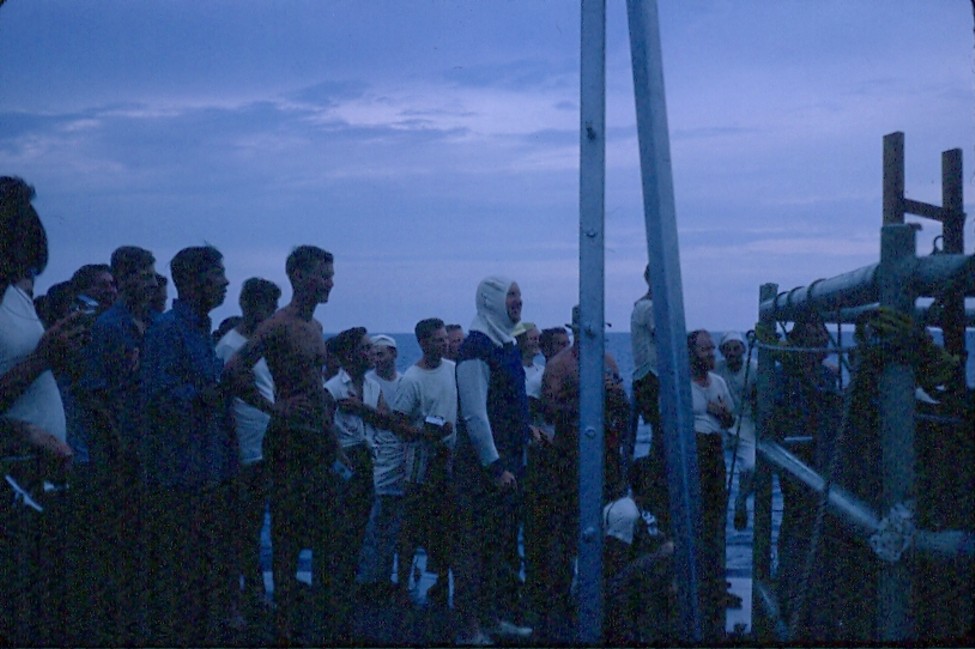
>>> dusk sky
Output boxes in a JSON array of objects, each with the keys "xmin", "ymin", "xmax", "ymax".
[{"xmin": 2, "ymin": 1, "xmax": 972, "ymax": 334}]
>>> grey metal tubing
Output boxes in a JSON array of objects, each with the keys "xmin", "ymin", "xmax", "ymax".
[
  {"xmin": 757, "ymin": 439, "xmax": 879, "ymax": 532},
  {"xmin": 759, "ymin": 264, "xmax": 879, "ymax": 322},
  {"xmin": 758, "ymin": 254, "xmax": 975, "ymax": 322},
  {"xmin": 753, "ymin": 579, "xmax": 789, "ymax": 643},
  {"xmin": 758, "ymin": 439, "xmax": 974, "ymax": 561},
  {"xmin": 576, "ymin": 0, "xmax": 607, "ymax": 641},
  {"xmin": 751, "ymin": 283, "xmax": 778, "ymax": 641},
  {"xmin": 626, "ymin": 0, "xmax": 702, "ymax": 640},
  {"xmin": 877, "ymin": 224, "xmax": 917, "ymax": 641}
]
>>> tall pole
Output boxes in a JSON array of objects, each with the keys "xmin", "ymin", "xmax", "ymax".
[
  {"xmin": 752, "ymin": 282, "xmax": 778, "ymax": 640},
  {"xmin": 626, "ymin": 0, "xmax": 702, "ymax": 640},
  {"xmin": 877, "ymin": 224, "xmax": 917, "ymax": 641},
  {"xmin": 577, "ymin": 0, "xmax": 606, "ymax": 642}
]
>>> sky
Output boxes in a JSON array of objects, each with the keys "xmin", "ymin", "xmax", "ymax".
[{"xmin": 1, "ymin": 0, "xmax": 973, "ymax": 334}]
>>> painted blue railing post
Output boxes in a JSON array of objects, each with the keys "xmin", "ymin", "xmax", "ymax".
[
  {"xmin": 626, "ymin": 0, "xmax": 702, "ymax": 640},
  {"xmin": 577, "ymin": 0, "xmax": 607, "ymax": 643}
]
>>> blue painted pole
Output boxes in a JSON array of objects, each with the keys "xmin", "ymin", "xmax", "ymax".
[
  {"xmin": 625, "ymin": 0, "xmax": 702, "ymax": 640},
  {"xmin": 577, "ymin": 0, "xmax": 606, "ymax": 642}
]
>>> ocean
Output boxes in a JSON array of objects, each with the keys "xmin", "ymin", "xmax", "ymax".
[{"xmin": 362, "ymin": 329, "xmax": 975, "ymax": 391}]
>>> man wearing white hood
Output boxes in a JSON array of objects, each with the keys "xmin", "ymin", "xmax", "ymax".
[{"xmin": 453, "ymin": 276, "xmax": 534, "ymax": 646}]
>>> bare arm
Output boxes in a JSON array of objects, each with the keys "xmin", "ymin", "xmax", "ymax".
[{"xmin": 223, "ymin": 330, "xmax": 275, "ymax": 415}]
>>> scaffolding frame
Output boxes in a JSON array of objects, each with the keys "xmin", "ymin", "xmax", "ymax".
[{"xmin": 751, "ymin": 132, "xmax": 973, "ymax": 642}]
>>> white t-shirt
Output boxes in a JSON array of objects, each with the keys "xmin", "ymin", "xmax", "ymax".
[
  {"xmin": 524, "ymin": 361, "xmax": 544, "ymax": 400},
  {"xmin": 215, "ymin": 328, "xmax": 274, "ymax": 465},
  {"xmin": 391, "ymin": 360, "xmax": 457, "ymax": 484},
  {"xmin": 0, "ymin": 285, "xmax": 66, "ymax": 442},
  {"xmin": 714, "ymin": 358, "xmax": 757, "ymax": 418},
  {"xmin": 366, "ymin": 369, "xmax": 401, "ymax": 407},
  {"xmin": 326, "ymin": 368, "xmax": 403, "ymax": 495},
  {"xmin": 691, "ymin": 372, "xmax": 733, "ymax": 436},
  {"xmin": 630, "ymin": 296, "xmax": 657, "ymax": 381}
]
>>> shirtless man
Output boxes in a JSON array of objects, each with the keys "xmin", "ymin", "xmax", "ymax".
[
  {"xmin": 224, "ymin": 245, "xmax": 338, "ymax": 642},
  {"xmin": 530, "ymin": 307, "xmax": 630, "ymax": 628}
]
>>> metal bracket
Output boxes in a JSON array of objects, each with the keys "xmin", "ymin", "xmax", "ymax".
[{"xmin": 869, "ymin": 501, "xmax": 915, "ymax": 562}]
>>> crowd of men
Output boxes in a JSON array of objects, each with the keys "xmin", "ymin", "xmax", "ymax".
[{"xmin": 6, "ymin": 173, "xmax": 912, "ymax": 646}]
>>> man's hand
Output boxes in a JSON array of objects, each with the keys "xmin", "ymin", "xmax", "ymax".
[
  {"xmin": 337, "ymin": 394, "xmax": 368, "ymax": 416},
  {"xmin": 2, "ymin": 420, "xmax": 74, "ymax": 472},
  {"xmin": 708, "ymin": 395, "xmax": 734, "ymax": 429},
  {"xmin": 529, "ymin": 425, "xmax": 550, "ymax": 446},
  {"xmin": 36, "ymin": 311, "xmax": 91, "ymax": 369},
  {"xmin": 273, "ymin": 395, "xmax": 317, "ymax": 421},
  {"xmin": 196, "ymin": 384, "xmax": 225, "ymax": 410}
]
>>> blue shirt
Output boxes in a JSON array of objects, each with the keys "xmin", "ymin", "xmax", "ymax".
[
  {"xmin": 77, "ymin": 301, "xmax": 155, "ymax": 466},
  {"xmin": 455, "ymin": 330, "xmax": 530, "ymax": 482},
  {"xmin": 139, "ymin": 299, "xmax": 237, "ymax": 489}
]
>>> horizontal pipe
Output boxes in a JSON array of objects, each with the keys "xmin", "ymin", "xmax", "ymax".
[
  {"xmin": 757, "ymin": 439, "xmax": 879, "ymax": 531},
  {"xmin": 759, "ymin": 264, "xmax": 879, "ymax": 321},
  {"xmin": 758, "ymin": 440, "xmax": 974, "ymax": 560},
  {"xmin": 760, "ymin": 255, "xmax": 975, "ymax": 321}
]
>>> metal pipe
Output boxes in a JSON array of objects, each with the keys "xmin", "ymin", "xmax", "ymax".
[
  {"xmin": 758, "ymin": 254, "xmax": 975, "ymax": 322},
  {"xmin": 758, "ymin": 264, "xmax": 879, "ymax": 321},
  {"xmin": 751, "ymin": 283, "xmax": 778, "ymax": 641},
  {"xmin": 757, "ymin": 440, "xmax": 879, "ymax": 532},
  {"xmin": 877, "ymin": 224, "xmax": 917, "ymax": 641},
  {"xmin": 626, "ymin": 0, "xmax": 702, "ymax": 640},
  {"xmin": 758, "ymin": 439, "xmax": 974, "ymax": 561},
  {"xmin": 576, "ymin": 0, "xmax": 606, "ymax": 641}
]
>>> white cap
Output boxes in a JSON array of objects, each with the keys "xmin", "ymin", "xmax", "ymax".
[
  {"xmin": 371, "ymin": 334, "xmax": 397, "ymax": 349},
  {"xmin": 719, "ymin": 331, "xmax": 746, "ymax": 350}
]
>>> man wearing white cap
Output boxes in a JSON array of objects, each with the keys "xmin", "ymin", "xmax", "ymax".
[
  {"xmin": 367, "ymin": 334, "xmax": 401, "ymax": 405},
  {"xmin": 358, "ymin": 334, "xmax": 408, "ymax": 600},
  {"xmin": 714, "ymin": 330, "xmax": 757, "ymax": 530}
]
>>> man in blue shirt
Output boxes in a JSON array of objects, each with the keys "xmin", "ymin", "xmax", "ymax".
[
  {"xmin": 71, "ymin": 245, "xmax": 158, "ymax": 644},
  {"xmin": 139, "ymin": 245, "xmax": 236, "ymax": 646}
]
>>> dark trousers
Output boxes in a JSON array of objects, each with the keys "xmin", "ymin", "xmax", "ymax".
[
  {"xmin": 696, "ymin": 434, "xmax": 727, "ymax": 640},
  {"xmin": 400, "ymin": 477, "xmax": 455, "ymax": 581},
  {"xmin": 326, "ymin": 443, "xmax": 374, "ymax": 635},
  {"xmin": 65, "ymin": 464, "xmax": 145, "ymax": 646},
  {"xmin": 234, "ymin": 460, "xmax": 269, "ymax": 608},
  {"xmin": 0, "ymin": 478, "xmax": 68, "ymax": 646},
  {"xmin": 265, "ymin": 421, "xmax": 335, "ymax": 641},
  {"xmin": 523, "ymin": 444, "xmax": 575, "ymax": 621},
  {"xmin": 454, "ymin": 476, "xmax": 521, "ymax": 628},
  {"xmin": 143, "ymin": 480, "xmax": 237, "ymax": 646},
  {"xmin": 634, "ymin": 372, "xmax": 662, "ymax": 436}
]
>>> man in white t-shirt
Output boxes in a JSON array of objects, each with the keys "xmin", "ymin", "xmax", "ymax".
[
  {"xmin": 357, "ymin": 333, "xmax": 408, "ymax": 598},
  {"xmin": 215, "ymin": 277, "xmax": 281, "ymax": 618},
  {"xmin": 687, "ymin": 329, "xmax": 735, "ymax": 640},
  {"xmin": 631, "ymin": 265, "xmax": 660, "ymax": 442},
  {"xmin": 325, "ymin": 327, "xmax": 414, "ymax": 608},
  {"xmin": 366, "ymin": 334, "xmax": 401, "ymax": 404},
  {"xmin": 714, "ymin": 331, "xmax": 757, "ymax": 531},
  {"xmin": 0, "ymin": 176, "xmax": 84, "ymax": 646},
  {"xmin": 513, "ymin": 322, "xmax": 543, "ymax": 401},
  {"xmin": 391, "ymin": 318, "xmax": 457, "ymax": 606}
]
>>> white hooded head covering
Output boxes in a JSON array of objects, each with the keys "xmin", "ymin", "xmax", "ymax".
[{"xmin": 469, "ymin": 275, "xmax": 518, "ymax": 346}]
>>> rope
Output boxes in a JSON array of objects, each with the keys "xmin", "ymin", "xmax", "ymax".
[
  {"xmin": 755, "ymin": 340, "xmax": 859, "ymax": 355},
  {"xmin": 786, "ymin": 362, "xmax": 854, "ymax": 639},
  {"xmin": 725, "ymin": 331, "xmax": 756, "ymax": 496}
]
